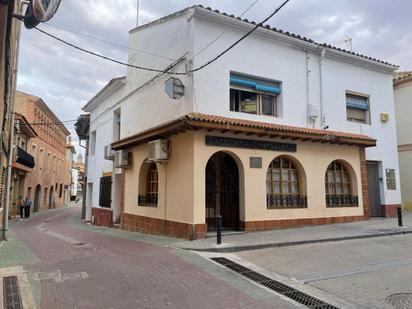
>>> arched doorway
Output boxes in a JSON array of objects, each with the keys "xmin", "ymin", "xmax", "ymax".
[
  {"xmin": 33, "ymin": 185, "xmax": 41, "ymax": 212},
  {"xmin": 205, "ymin": 152, "xmax": 240, "ymax": 231},
  {"xmin": 49, "ymin": 186, "xmax": 54, "ymax": 209}
]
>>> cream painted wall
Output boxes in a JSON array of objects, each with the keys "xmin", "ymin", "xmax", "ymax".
[
  {"xmin": 124, "ymin": 133, "xmax": 195, "ymax": 224},
  {"xmin": 394, "ymin": 80, "xmax": 412, "ymax": 208},
  {"xmin": 193, "ymin": 131, "xmax": 364, "ymax": 224}
]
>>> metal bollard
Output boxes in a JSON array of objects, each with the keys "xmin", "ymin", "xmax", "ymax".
[
  {"xmin": 397, "ymin": 207, "xmax": 403, "ymax": 227},
  {"xmin": 216, "ymin": 215, "xmax": 222, "ymax": 245}
]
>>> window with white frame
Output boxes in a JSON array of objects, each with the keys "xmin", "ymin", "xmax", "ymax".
[
  {"xmin": 230, "ymin": 73, "xmax": 281, "ymax": 116},
  {"xmin": 346, "ymin": 92, "xmax": 370, "ymax": 124}
]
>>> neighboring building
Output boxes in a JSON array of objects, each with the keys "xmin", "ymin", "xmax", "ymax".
[
  {"xmin": 84, "ymin": 6, "xmax": 401, "ymax": 239},
  {"xmin": 73, "ymin": 153, "xmax": 85, "ymax": 195},
  {"xmin": 9, "ymin": 113, "xmax": 36, "ymax": 217},
  {"xmin": 394, "ymin": 72, "xmax": 412, "ymax": 210},
  {"xmin": 66, "ymin": 140, "xmax": 76, "ymax": 204},
  {"xmin": 0, "ymin": 1, "xmax": 20, "ymax": 227},
  {"xmin": 15, "ymin": 91, "xmax": 71, "ymax": 211}
]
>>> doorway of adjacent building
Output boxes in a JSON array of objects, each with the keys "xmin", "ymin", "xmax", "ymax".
[
  {"xmin": 205, "ymin": 152, "xmax": 240, "ymax": 231},
  {"xmin": 34, "ymin": 185, "xmax": 41, "ymax": 212},
  {"xmin": 49, "ymin": 186, "xmax": 54, "ymax": 209},
  {"xmin": 366, "ymin": 161, "xmax": 382, "ymax": 217}
]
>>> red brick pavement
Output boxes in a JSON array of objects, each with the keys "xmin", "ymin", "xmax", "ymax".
[{"xmin": 10, "ymin": 207, "xmax": 297, "ymax": 309}]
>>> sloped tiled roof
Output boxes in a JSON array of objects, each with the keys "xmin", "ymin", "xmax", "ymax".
[
  {"xmin": 131, "ymin": 5, "xmax": 397, "ymax": 69},
  {"xmin": 393, "ymin": 71, "xmax": 412, "ymax": 85},
  {"xmin": 112, "ymin": 113, "xmax": 376, "ymax": 150}
]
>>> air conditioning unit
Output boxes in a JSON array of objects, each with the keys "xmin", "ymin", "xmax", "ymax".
[
  {"xmin": 308, "ymin": 104, "xmax": 319, "ymax": 120},
  {"xmin": 148, "ymin": 139, "xmax": 168, "ymax": 161},
  {"xmin": 104, "ymin": 145, "xmax": 115, "ymax": 161},
  {"xmin": 114, "ymin": 150, "xmax": 129, "ymax": 168}
]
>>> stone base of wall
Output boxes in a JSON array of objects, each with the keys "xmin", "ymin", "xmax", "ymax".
[
  {"xmin": 381, "ymin": 204, "xmax": 401, "ymax": 218},
  {"xmin": 92, "ymin": 207, "xmax": 113, "ymax": 227},
  {"xmin": 240, "ymin": 215, "xmax": 367, "ymax": 232},
  {"xmin": 121, "ymin": 213, "xmax": 207, "ymax": 240}
]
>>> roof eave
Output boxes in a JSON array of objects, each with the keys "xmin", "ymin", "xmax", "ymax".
[{"xmin": 82, "ymin": 77, "xmax": 126, "ymax": 112}]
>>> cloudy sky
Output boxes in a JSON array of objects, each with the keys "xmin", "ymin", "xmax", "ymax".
[{"xmin": 17, "ymin": 0, "xmax": 412, "ymax": 156}]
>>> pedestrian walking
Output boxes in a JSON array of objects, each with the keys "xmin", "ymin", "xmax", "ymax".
[
  {"xmin": 17, "ymin": 195, "xmax": 25, "ymax": 220},
  {"xmin": 24, "ymin": 196, "xmax": 32, "ymax": 218}
]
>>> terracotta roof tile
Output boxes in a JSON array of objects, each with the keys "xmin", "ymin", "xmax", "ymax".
[{"xmin": 112, "ymin": 113, "xmax": 376, "ymax": 150}]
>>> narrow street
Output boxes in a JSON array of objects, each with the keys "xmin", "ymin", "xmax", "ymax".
[{"xmin": 4, "ymin": 205, "xmax": 298, "ymax": 309}]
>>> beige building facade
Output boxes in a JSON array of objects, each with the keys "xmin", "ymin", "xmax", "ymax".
[
  {"xmin": 113, "ymin": 114, "xmax": 373, "ymax": 239},
  {"xmin": 15, "ymin": 91, "xmax": 71, "ymax": 211},
  {"xmin": 394, "ymin": 72, "xmax": 412, "ymax": 209}
]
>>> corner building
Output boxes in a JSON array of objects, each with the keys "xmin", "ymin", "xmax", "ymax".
[{"xmin": 84, "ymin": 6, "xmax": 401, "ymax": 239}]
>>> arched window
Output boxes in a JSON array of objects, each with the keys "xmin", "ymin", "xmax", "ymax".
[
  {"xmin": 325, "ymin": 161, "xmax": 358, "ymax": 207},
  {"xmin": 266, "ymin": 156, "xmax": 307, "ymax": 208},
  {"xmin": 138, "ymin": 162, "xmax": 158, "ymax": 207}
]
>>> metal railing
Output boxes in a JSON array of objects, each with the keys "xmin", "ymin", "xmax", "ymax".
[
  {"xmin": 267, "ymin": 195, "xmax": 307, "ymax": 209},
  {"xmin": 326, "ymin": 194, "xmax": 358, "ymax": 207}
]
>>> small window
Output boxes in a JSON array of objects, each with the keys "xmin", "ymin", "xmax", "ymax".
[
  {"xmin": 325, "ymin": 161, "xmax": 358, "ymax": 207},
  {"xmin": 138, "ymin": 162, "xmax": 158, "ymax": 207},
  {"xmin": 346, "ymin": 93, "xmax": 370, "ymax": 124},
  {"xmin": 230, "ymin": 74, "xmax": 281, "ymax": 117},
  {"xmin": 266, "ymin": 156, "xmax": 307, "ymax": 209}
]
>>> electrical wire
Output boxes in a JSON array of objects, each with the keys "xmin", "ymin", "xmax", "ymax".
[
  {"xmin": 193, "ymin": 0, "xmax": 261, "ymax": 58},
  {"xmin": 43, "ymin": 22, "xmax": 176, "ymax": 61},
  {"xmin": 34, "ymin": 27, "xmax": 186, "ymax": 75},
  {"xmin": 34, "ymin": 0, "xmax": 291, "ymax": 75},
  {"xmin": 190, "ymin": 0, "xmax": 291, "ymax": 73}
]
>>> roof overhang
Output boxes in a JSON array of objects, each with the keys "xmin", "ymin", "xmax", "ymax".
[
  {"xmin": 83, "ymin": 77, "xmax": 126, "ymax": 112},
  {"xmin": 112, "ymin": 113, "xmax": 376, "ymax": 151}
]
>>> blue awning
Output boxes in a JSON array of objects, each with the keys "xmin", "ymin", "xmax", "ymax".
[
  {"xmin": 230, "ymin": 76, "xmax": 281, "ymax": 95},
  {"xmin": 346, "ymin": 98, "xmax": 369, "ymax": 110}
]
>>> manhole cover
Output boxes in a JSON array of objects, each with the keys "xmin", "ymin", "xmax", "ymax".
[{"xmin": 386, "ymin": 293, "xmax": 412, "ymax": 308}]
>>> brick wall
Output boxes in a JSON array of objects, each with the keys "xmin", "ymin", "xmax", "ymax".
[{"xmin": 92, "ymin": 207, "xmax": 113, "ymax": 227}]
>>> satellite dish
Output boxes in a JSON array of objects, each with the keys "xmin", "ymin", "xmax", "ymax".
[{"xmin": 24, "ymin": 0, "xmax": 61, "ymax": 29}]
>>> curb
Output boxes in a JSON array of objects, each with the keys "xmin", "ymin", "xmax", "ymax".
[{"xmin": 179, "ymin": 229, "xmax": 412, "ymax": 253}]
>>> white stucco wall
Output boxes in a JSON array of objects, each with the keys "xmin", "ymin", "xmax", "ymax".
[{"xmin": 85, "ymin": 7, "xmax": 401, "ymax": 221}]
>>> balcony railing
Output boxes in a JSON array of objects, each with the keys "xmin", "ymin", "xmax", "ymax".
[
  {"xmin": 138, "ymin": 195, "xmax": 158, "ymax": 207},
  {"xmin": 326, "ymin": 194, "xmax": 358, "ymax": 207},
  {"xmin": 267, "ymin": 195, "xmax": 307, "ymax": 209}
]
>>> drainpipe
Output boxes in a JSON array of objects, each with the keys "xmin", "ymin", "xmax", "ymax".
[
  {"xmin": 305, "ymin": 50, "xmax": 310, "ymax": 128},
  {"xmin": 2, "ymin": 1, "xmax": 25, "ymax": 241},
  {"xmin": 319, "ymin": 48, "xmax": 326, "ymax": 127}
]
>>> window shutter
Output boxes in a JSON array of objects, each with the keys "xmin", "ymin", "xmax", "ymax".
[{"xmin": 347, "ymin": 107, "xmax": 366, "ymax": 123}]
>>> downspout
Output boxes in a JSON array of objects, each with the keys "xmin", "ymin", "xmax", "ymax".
[
  {"xmin": 2, "ymin": 0, "xmax": 24, "ymax": 241},
  {"xmin": 319, "ymin": 48, "xmax": 326, "ymax": 127},
  {"xmin": 305, "ymin": 50, "xmax": 310, "ymax": 128}
]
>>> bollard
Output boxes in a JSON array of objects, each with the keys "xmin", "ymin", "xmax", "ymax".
[
  {"xmin": 397, "ymin": 207, "xmax": 403, "ymax": 227},
  {"xmin": 216, "ymin": 215, "xmax": 222, "ymax": 245}
]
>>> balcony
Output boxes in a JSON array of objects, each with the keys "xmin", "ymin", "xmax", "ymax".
[{"xmin": 12, "ymin": 146, "xmax": 35, "ymax": 172}]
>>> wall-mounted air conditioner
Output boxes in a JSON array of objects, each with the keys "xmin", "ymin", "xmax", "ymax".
[
  {"xmin": 104, "ymin": 145, "xmax": 115, "ymax": 161},
  {"xmin": 308, "ymin": 104, "xmax": 319, "ymax": 120},
  {"xmin": 114, "ymin": 150, "xmax": 129, "ymax": 168},
  {"xmin": 148, "ymin": 139, "xmax": 168, "ymax": 161}
]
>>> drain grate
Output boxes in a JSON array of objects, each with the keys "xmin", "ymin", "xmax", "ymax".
[
  {"xmin": 3, "ymin": 276, "xmax": 23, "ymax": 309},
  {"xmin": 211, "ymin": 257, "xmax": 339, "ymax": 309}
]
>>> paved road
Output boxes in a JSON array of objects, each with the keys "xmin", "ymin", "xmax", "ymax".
[
  {"xmin": 238, "ymin": 234, "xmax": 412, "ymax": 309},
  {"xmin": 9, "ymin": 207, "xmax": 298, "ymax": 309}
]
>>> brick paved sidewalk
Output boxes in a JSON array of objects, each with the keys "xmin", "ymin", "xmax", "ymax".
[{"xmin": 5, "ymin": 207, "xmax": 299, "ymax": 308}]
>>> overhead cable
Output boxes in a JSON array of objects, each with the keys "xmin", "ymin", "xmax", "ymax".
[{"xmin": 34, "ymin": 0, "xmax": 291, "ymax": 75}]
